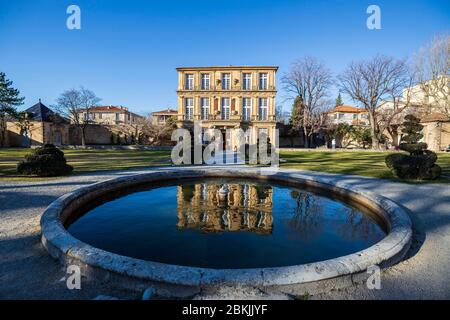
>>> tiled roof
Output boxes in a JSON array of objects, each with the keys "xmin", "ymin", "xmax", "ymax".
[
  {"xmin": 329, "ymin": 105, "xmax": 367, "ymax": 113},
  {"xmin": 86, "ymin": 106, "xmax": 128, "ymax": 112},
  {"xmin": 152, "ymin": 108, "xmax": 178, "ymax": 115},
  {"xmin": 420, "ymin": 113, "xmax": 450, "ymax": 123},
  {"xmin": 176, "ymin": 66, "xmax": 279, "ymax": 71}
]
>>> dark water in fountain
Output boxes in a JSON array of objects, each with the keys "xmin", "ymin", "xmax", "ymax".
[{"xmin": 67, "ymin": 178, "xmax": 386, "ymax": 269}]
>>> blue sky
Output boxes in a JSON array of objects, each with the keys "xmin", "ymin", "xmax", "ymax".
[{"xmin": 0, "ymin": 0, "xmax": 449, "ymax": 115}]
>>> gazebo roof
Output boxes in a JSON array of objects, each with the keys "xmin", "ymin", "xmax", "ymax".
[{"xmin": 24, "ymin": 100, "xmax": 58, "ymax": 122}]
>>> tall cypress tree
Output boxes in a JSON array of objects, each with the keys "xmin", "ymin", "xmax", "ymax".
[
  {"xmin": 335, "ymin": 93, "xmax": 343, "ymax": 106},
  {"xmin": 0, "ymin": 72, "xmax": 25, "ymax": 146},
  {"xmin": 290, "ymin": 95, "xmax": 304, "ymax": 128}
]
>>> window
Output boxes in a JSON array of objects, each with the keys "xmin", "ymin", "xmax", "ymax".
[
  {"xmin": 185, "ymin": 98, "xmax": 194, "ymax": 120},
  {"xmin": 185, "ymin": 74, "xmax": 194, "ymax": 90},
  {"xmin": 201, "ymin": 74, "xmax": 210, "ymax": 90},
  {"xmin": 242, "ymin": 73, "xmax": 252, "ymax": 90},
  {"xmin": 115, "ymin": 113, "xmax": 120, "ymax": 121},
  {"xmin": 259, "ymin": 73, "xmax": 268, "ymax": 90},
  {"xmin": 201, "ymin": 97, "xmax": 209, "ymax": 120},
  {"xmin": 222, "ymin": 73, "xmax": 231, "ymax": 90},
  {"xmin": 242, "ymin": 97, "xmax": 252, "ymax": 121},
  {"xmin": 221, "ymin": 98, "xmax": 230, "ymax": 120},
  {"xmin": 338, "ymin": 113, "xmax": 345, "ymax": 119},
  {"xmin": 353, "ymin": 114, "xmax": 358, "ymax": 119},
  {"xmin": 258, "ymin": 98, "xmax": 268, "ymax": 121},
  {"xmin": 128, "ymin": 113, "xmax": 131, "ymax": 121},
  {"xmin": 99, "ymin": 113, "xmax": 103, "ymax": 119}
]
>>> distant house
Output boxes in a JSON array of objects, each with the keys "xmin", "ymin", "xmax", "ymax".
[
  {"xmin": 76, "ymin": 105, "xmax": 144, "ymax": 125},
  {"xmin": 420, "ymin": 112, "xmax": 450, "ymax": 152},
  {"xmin": 151, "ymin": 108, "xmax": 177, "ymax": 125},
  {"xmin": 328, "ymin": 105, "xmax": 369, "ymax": 126},
  {"xmin": 6, "ymin": 100, "xmax": 70, "ymax": 147},
  {"xmin": 378, "ymin": 78, "xmax": 449, "ymax": 150}
]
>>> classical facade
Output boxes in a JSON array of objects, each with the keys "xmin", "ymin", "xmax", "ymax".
[
  {"xmin": 176, "ymin": 66, "xmax": 278, "ymax": 150},
  {"xmin": 76, "ymin": 105, "xmax": 144, "ymax": 125}
]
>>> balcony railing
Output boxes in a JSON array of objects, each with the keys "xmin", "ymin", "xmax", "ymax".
[
  {"xmin": 178, "ymin": 114, "xmax": 276, "ymax": 122},
  {"xmin": 178, "ymin": 85, "xmax": 276, "ymax": 92}
]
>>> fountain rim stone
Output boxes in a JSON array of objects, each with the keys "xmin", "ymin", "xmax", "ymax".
[{"xmin": 40, "ymin": 167, "xmax": 412, "ymax": 288}]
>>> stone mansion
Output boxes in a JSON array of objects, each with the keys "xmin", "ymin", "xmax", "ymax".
[{"xmin": 176, "ymin": 66, "xmax": 278, "ymax": 150}]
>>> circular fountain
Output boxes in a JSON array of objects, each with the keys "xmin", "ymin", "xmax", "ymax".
[{"xmin": 40, "ymin": 167, "xmax": 412, "ymax": 292}]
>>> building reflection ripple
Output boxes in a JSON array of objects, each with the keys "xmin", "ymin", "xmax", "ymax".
[{"xmin": 176, "ymin": 182, "xmax": 273, "ymax": 234}]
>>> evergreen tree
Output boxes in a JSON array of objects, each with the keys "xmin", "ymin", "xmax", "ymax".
[
  {"xmin": 335, "ymin": 93, "xmax": 343, "ymax": 106},
  {"xmin": 401, "ymin": 114, "xmax": 423, "ymax": 144},
  {"xmin": 0, "ymin": 72, "xmax": 25, "ymax": 146},
  {"xmin": 289, "ymin": 96, "xmax": 304, "ymax": 129}
]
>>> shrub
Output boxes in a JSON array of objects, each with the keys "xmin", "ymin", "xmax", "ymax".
[
  {"xmin": 385, "ymin": 153, "xmax": 406, "ymax": 169},
  {"xmin": 385, "ymin": 115, "xmax": 441, "ymax": 180},
  {"xmin": 17, "ymin": 144, "xmax": 73, "ymax": 177}
]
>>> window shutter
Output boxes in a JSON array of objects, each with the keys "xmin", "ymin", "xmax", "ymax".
[{"xmin": 214, "ymin": 98, "xmax": 219, "ymax": 111}]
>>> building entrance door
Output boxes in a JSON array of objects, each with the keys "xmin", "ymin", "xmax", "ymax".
[
  {"xmin": 53, "ymin": 131, "xmax": 62, "ymax": 146},
  {"xmin": 221, "ymin": 130, "xmax": 227, "ymax": 151}
]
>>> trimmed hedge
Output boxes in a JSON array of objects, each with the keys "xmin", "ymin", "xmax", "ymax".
[
  {"xmin": 385, "ymin": 149, "xmax": 441, "ymax": 180},
  {"xmin": 17, "ymin": 144, "xmax": 73, "ymax": 177},
  {"xmin": 385, "ymin": 115, "xmax": 441, "ymax": 180}
]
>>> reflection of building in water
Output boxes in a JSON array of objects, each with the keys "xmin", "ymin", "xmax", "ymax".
[{"xmin": 177, "ymin": 182, "xmax": 273, "ymax": 234}]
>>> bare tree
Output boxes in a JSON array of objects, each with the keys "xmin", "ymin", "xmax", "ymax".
[
  {"xmin": 377, "ymin": 99, "xmax": 422, "ymax": 147},
  {"xmin": 115, "ymin": 115, "xmax": 147, "ymax": 145},
  {"xmin": 55, "ymin": 87, "xmax": 101, "ymax": 147},
  {"xmin": 139, "ymin": 114, "xmax": 176, "ymax": 146},
  {"xmin": 413, "ymin": 34, "xmax": 450, "ymax": 117},
  {"xmin": 15, "ymin": 111, "xmax": 35, "ymax": 147},
  {"xmin": 282, "ymin": 57, "xmax": 333, "ymax": 148},
  {"xmin": 338, "ymin": 55, "xmax": 413, "ymax": 150}
]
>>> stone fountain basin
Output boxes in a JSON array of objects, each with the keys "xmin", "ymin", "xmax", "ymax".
[{"xmin": 40, "ymin": 167, "xmax": 412, "ymax": 293}]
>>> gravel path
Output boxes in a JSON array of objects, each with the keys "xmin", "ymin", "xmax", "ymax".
[{"xmin": 0, "ymin": 168, "xmax": 449, "ymax": 300}]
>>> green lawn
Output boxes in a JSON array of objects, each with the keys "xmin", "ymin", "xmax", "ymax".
[
  {"xmin": 1, "ymin": 148, "xmax": 449, "ymax": 183},
  {"xmin": 280, "ymin": 150, "xmax": 450, "ymax": 183},
  {"xmin": 0, "ymin": 148, "xmax": 172, "ymax": 178}
]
